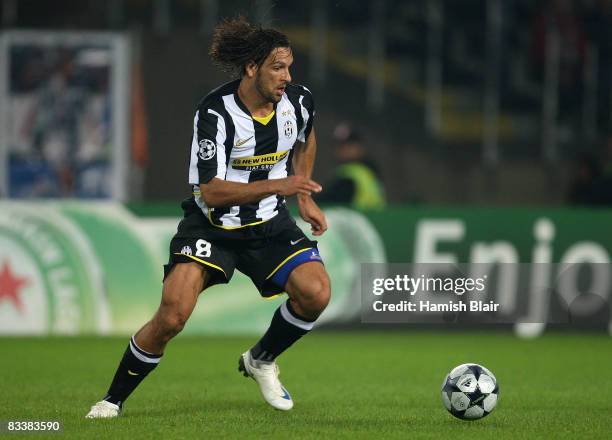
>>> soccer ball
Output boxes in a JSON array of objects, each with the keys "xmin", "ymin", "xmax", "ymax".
[{"xmin": 441, "ymin": 363, "xmax": 499, "ymax": 420}]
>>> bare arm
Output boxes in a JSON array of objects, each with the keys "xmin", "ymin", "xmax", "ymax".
[
  {"xmin": 292, "ymin": 128, "xmax": 328, "ymax": 235},
  {"xmin": 293, "ymin": 128, "xmax": 317, "ymax": 184},
  {"xmin": 199, "ymin": 178, "xmax": 275, "ymax": 208},
  {"xmin": 199, "ymin": 174, "xmax": 321, "ymax": 208}
]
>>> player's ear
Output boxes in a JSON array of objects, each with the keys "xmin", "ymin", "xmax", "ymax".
[{"xmin": 244, "ymin": 61, "xmax": 258, "ymax": 78}]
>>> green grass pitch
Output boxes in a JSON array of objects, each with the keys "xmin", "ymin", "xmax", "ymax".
[{"xmin": 1, "ymin": 332, "xmax": 611, "ymax": 439}]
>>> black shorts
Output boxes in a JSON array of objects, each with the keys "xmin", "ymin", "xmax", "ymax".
[{"xmin": 163, "ymin": 203, "xmax": 323, "ymax": 297}]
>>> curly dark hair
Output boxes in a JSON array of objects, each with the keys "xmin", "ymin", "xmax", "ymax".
[{"xmin": 209, "ymin": 16, "xmax": 291, "ymax": 77}]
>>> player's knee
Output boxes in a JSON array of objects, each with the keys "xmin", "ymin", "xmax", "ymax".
[
  {"xmin": 296, "ymin": 274, "xmax": 331, "ymax": 316},
  {"xmin": 156, "ymin": 308, "xmax": 189, "ymax": 340}
]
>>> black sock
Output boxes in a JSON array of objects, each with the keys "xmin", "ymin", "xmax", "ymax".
[
  {"xmin": 103, "ymin": 336, "xmax": 162, "ymax": 407},
  {"xmin": 250, "ymin": 300, "xmax": 316, "ymax": 362}
]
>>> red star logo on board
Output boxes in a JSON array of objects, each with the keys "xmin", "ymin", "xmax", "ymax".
[{"xmin": 0, "ymin": 260, "xmax": 29, "ymax": 313}]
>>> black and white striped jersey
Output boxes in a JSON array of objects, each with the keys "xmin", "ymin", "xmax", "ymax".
[{"xmin": 188, "ymin": 79, "xmax": 315, "ymax": 229}]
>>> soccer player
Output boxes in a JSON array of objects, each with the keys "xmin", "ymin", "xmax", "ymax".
[{"xmin": 86, "ymin": 17, "xmax": 330, "ymax": 418}]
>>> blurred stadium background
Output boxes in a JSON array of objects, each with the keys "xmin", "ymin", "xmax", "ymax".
[
  {"xmin": 1, "ymin": 0, "xmax": 611, "ymax": 204},
  {"xmin": 1, "ymin": 1, "xmax": 612, "ymax": 437}
]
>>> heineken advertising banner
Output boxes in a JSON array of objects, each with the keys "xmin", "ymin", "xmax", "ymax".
[
  {"xmin": 0, "ymin": 202, "xmax": 385, "ymax": 335},
  {"xmin": 1, "ymin": 202, "xmax": 611, "ymax": 335}
]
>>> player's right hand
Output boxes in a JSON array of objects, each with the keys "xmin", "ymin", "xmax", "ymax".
[{"xmin": 275, "ymin": 176, "xmax": 322, "ymax": 196}]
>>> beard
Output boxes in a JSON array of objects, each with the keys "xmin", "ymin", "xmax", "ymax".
[{"xmin": 255, "ymin": 73, "xmax": 281, "ymax": 104}]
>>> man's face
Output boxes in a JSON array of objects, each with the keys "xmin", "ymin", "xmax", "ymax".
[{"xmin": 255, "ymin": 47, "xmax": 293, "ymax": 103}]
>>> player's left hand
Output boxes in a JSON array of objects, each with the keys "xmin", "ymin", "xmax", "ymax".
[{"xmin": 297, "ymin": 195, "xmax": 327, "ymax": 236}]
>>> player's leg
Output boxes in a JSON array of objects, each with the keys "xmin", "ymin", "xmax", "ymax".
[
  {"xmin": 249, "ymin": 261, "xmax": 330, "ymax": 361},
  {"xmin": 240, "ymin": 258, "xmax": 330, "ymax": 411},
  {"xmin": 134, "ymin": 262, "xmax": 209, "ymax": 354},
  {"xmin": 86, "ymin": 263, "xmax": 209, "ymax": 418}
]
